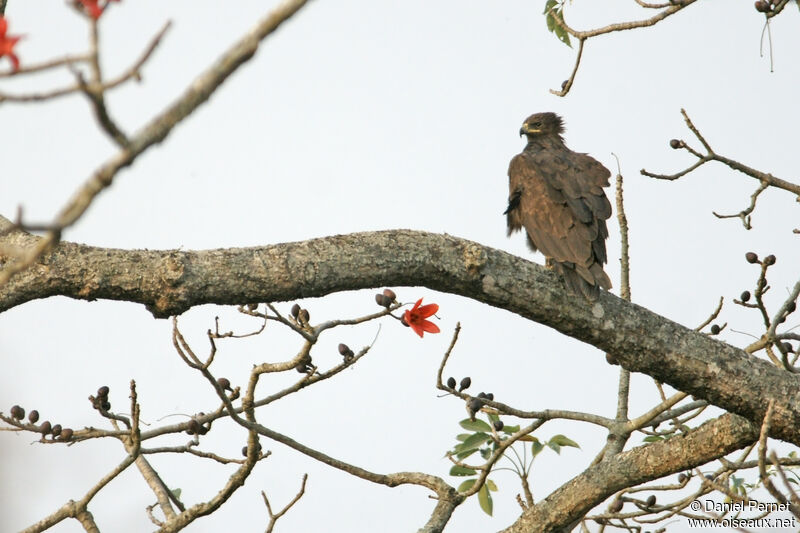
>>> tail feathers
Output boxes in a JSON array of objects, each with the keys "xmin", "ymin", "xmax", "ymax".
[{"xmin": 553, "ymin": 261, "xmax": 611, "ymax": 301}]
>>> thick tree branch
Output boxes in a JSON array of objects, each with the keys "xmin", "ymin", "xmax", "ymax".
[
  {"xmin": 501, "ymin": 413, "xmax": 758, "ymax": 533},
  {"xmin": 3, "ymin": 226, "xmax": 800, "ymax": 447}
]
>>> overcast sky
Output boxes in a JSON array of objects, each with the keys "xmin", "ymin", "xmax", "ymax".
[{"xmin": 2, "ymin": 1, "xmax": 799, "ymax": 532}]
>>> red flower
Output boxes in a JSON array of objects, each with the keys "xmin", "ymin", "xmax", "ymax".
[
  {"xmin": 75, "ymin": 0, "xmax": 120, "ymax": 20},
  {"xmin": 403, "ymin": 298, "xmax": 440, "ymax": 338},
  {"xmin": 0, "ymin": 17, "xmax": 21, "ymax": 71}
]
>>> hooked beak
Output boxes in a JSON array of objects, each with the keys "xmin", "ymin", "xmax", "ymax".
[{"xmin": 519, "ymin": 123, "xmax": 540, "ymax": 137}]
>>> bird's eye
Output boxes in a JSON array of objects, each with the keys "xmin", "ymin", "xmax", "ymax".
[{"xmin": 532, "ymin": 121, "xmax": 541, "ymax": 127}]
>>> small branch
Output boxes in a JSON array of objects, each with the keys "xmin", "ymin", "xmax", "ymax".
[
  {"xmin": 756, "ymin": 401, "xmax": 800, "ymax": 516},
  {"xmin": 549, "ymin": 37, "xmax": 584, "ymax": 96},
  {"xmin": 436, "ymin": 323, "xmax": 462, "ymax": 389},
  {"xmin": 262, "ymin": 474, "xmax": 308, "ymax": 533},
  {"xmin": 712, "ymin": 180, "xmax": 768, "ymax": 229},
  {"xmin": 694, "ymin": 297, "xmax": 724, "ymax": 332},
  {"xmin": 642, "ymin": 109, "xmax": 800, "ymax": 229},
  {"xmin": 0, "ymin": 1, "xmax": 308, "ymax": 286},
  {"xmin": 551, "ymin": 1, "xmax": 696, "ymax": 40},
  {"xmin": 0, "ymin": 53, "xmax": 92, "ymax": 78}
]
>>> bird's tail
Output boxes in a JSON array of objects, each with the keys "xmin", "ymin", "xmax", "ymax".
[{"xmin": 553, "ymin": 261, "xmax": 611, "ymax": 301}]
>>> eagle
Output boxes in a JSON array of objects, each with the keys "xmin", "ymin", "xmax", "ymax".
[{"xmin": 505, "ymin": 112, "xmax": 612, "ymax": 300}]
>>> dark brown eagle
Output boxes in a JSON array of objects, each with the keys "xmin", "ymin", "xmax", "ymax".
[{"xmin": 505, "ymin": 112, "xmax": 612, "ymax": 300}]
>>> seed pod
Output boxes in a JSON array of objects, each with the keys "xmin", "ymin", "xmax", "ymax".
[
  {"xmin": 745, "ymin": 252, "xmax": 758, "ymax": 264},
  {"xmin": 338, "ymin": 343, "xmax": 351, "ymax": 355},
  {"xmin": 669, "ymin": 139, "xmax": 681, "ymax": 149},
  {"xmin": 740, "ymin": 290, "xmax": 751, "ymax": 302},
  {"xmin": 678, "ymin": 473, "xmax": 688, "ymax": 483},
  {"xmin": 290, "ymin": 303, "xmax": 301, "ymax": 318},
  {"xmin": 298, "ymin": 308, "xmax": 310, "ymax": 324},
  {"xmin": 466, "ymin": 397, "xmax": 484, "ymax": 419},
  {"xmin": 446, "ymin": 377, "xmax": 456, "ymax": 389},
  {"xmin": 187, "ymin": 419, "xmax": 201, "ymax": 435},
  {"xmin": 217, "ymin": 377, "xmax": 231, "ymax": 391},
  {"xmin": 10, "ymin": 405, "xmax": 24, "ymax": 420},
  {"xmin": 787, "ymin": 301, "xmax": 797, "ymax": 313},
  {"xmin": 242, "ymin": 446, "xmax": 248, "ymax": 457},
  {"xmin": 247, "ymin": 303, "xmax": 258, "ymax": 311},
  {"xmin": 60, "ymin": 428, "xmax": 74, "ymax": 442},
  {"xmin": 28, "ymin": 410, "xmax": 40, "ymax": 423},
  {"xmin": 458, "ymin": 377, "xmax": 471, "ymax": 392},
  {"xmin": 382, "ymin": 289, "xmax": 397, "ymax": 301},
  {"xmin": 645, "ymin": 495, "xmax": 656, "ymax": 507},
  {"xmin": 101, "ymin": 401, "xmax": 111, "ymax": 411},
  {"xmin": 485, "ymin": 393, "xmax": 494, "ymax": 401},
  {"xmin": 40, "ymin": 421, "xmax": 52, "ymax": 435},
  {"xmin": 561, "ymin": 80, "xmax": 568, "ymax": 90},
  {"xmin": 375, "ymin": 294, "xmax": 390, "ymax": 307},
  {"xmin": 609, "ymin": 499, "xmax": 623, "ymax": 513},
  {"xmin": 782, "ymin": 342, "xmax": 794, "ymax": 353},
  {"xmin": 754, "ymin": 0, "xmax": 770, "ymax": 11},
  {"xmin": 710, "ymin": 324, "xmax": 720, "ymax": 335},
  {"xmin": 51, "ymin": 424, "xmax": 62, "ymax": 437},
  {"xmin": 764, "ymin": 254, "xmax": 776, "ymax": 266},
  {"xmin": 493, "ymin": 420, "xmax": 504, "ymax": 431},
  {"xmin": 97, "ymin": 386, "xmax": 110, "ymax": 398}
]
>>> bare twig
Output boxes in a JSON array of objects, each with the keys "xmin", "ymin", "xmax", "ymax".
[
  {"xmin": 548, "ymin": 1, "xmax": 697, "ymax": 95},
  {"xmin": 642, "ymin": 109, "xmax": 800, "ymax": 229},
  {"xmin": 262, "ymin": 474, "xmax": 308, "ymax": 533},
  {"xmin": 0, "ymin": 1, "xmax": 311, "ymax": 286}
]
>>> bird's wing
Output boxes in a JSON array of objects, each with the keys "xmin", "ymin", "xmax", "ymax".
[{"xmin": 507, "ymin": 150, "xmax": 612, "ymax": 288}]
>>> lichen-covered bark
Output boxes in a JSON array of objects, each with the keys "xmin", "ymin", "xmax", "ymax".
[{"xmin": 2, "ymin": 224, "xmax": 799, "ymax": 447}]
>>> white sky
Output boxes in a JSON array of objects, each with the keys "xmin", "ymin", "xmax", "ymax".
[{"xmin": 1, "ymin": 1, "xmax": 799, "ymax": 532}]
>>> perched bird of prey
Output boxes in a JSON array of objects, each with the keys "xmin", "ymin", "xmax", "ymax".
[{"xmin": 505, "ymin": 112, "xmax": 612, "ymax": 300}]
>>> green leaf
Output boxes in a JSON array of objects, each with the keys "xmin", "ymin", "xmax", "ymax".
[
  {"xmin": 171, "ymin": 488, "xmax": 182, "ymax": 500},
  {"xmin": 460, "ymin": 432, "xmax": 491, "ymax": 451},
  {"xmin": 552, "ymin": 10, "xmax": 572, "ymax": 48},
  {"xmin": 543, "ymin": 0, "xmax": 557, "ymax": 15},
  {"xmin": 478, "ymin": 484, "xmax": 493, "ymax": 516},
  {"xmin": 486, "ymin": 479, "xmax": 498, "ymax": 492},
  {"xmin": 458, "ymin": 478, "xmax": 477, "ymax": 492},
  {"xmin": 460, "ymin": 419, "xmax": 492, "ymax": 432},
  {"xmin": 450, "ymin": 465, "xmax": 478, "ymax": 476},
  {"xmin": 487, "ymin": 412, "xmax": 500, "ymax": 424},
  {"xmin": 549, "ymin": 434, "xmax": 580, "ymax": 449},
  {"xmin": 480, "ymin": 447, "xmax": 491, "ymax": 460},
  {"xmin": 456, "ymin": 433, "xmax": 472, "ymax": 442},
  {"xmin": 548, "ymin": 441, "xmax": 561, "ymax": 454},
  {"xmin": 502, "ymin": 424, "xmax": 521, "ymax": 434},
  {"xmin": 455, "ymin": 448, "xmax": 478, "ymax": 461},
  {"xmin": 643, "ymin": 435, "xmax": 664, "ymax": 443},
  {"xmin": 531, "ymin": 438, "xmax": 545, "ymax": 456}
]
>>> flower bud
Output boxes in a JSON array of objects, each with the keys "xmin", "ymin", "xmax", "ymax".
[
  {"xmin": 10, "ymin": 405, "xmax": 24, "ymax": 420},
  {"xmin": 745, "ymin": 252, "xmax": 758, "ymax": 264},
  {"xmin": 382, "ymin": 289, "xmax": 397, "ymax": 301},
  {"xmin": 740, "ymin": 290, "xmax": 751, "ymax": 302}
]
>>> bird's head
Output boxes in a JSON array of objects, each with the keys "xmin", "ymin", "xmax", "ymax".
[{"xmin": 519, "ymin": 112, "xmax": 565, "ymax": 139}]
